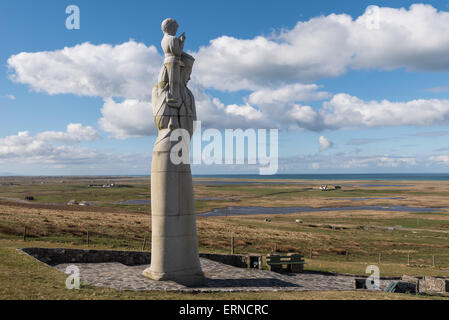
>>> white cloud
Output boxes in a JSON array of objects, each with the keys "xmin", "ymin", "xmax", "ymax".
[
  {"xmin": 320, "ymin": 94, "xmax": 449, "ymax": 129},
  {"xmin": 310, "ymin": 162, "xmax": 320, "ymax": 170},
  {"xmin": 244, "ymin": 93, "xmax": 449, "ymax": 131},
  {"xmin": 280, "ymin": 153, "xmax": 419, "ymax": 171},
  {"xmin": 0, "ymin": 125, "xmax": 150, "ymax": 173},
  {"xmin": 248, "ymin": 83, "xmax": 330, "ymax": 105},
  {"xmin": 1, "ymin": 94, "xmax": 15, "ymax": 100},
  {"xmin": 98, "ymin": 87, "xmax": 270, "ymax": 139},
  {"xmin": 98, "ymin": 98, "xmax": 155, "ymax": 139},
  {"xmin": 7, "ymin": 41, "xmax": 162, "ymax": 100},
  {"xmin": 194, "ymin": 4, "xmax": 449, "ymax": 91},
  {"xmin": 428, "ymin": 155, "xmax": 449, "ymax": 165},
  {"xmin": 37, "ymin": 123, "xmax": 100, "ymax": 143},
  {"xmin": 7, "ymin": 4, "xmax": 449, "ymax": 139},
  {"xmin": 189, "ymin": 84, "xmax": 271, "ymax": 130},
  {"xmin": 9, "ymin": 5, "xmax": 449, "ymax": 95},
  {"xmin": 426, "ymin": 86, "xmax": 449, "ymax": 93},
  {"xmin": 0, "ymin": 124, "xmax": 100, "ymax": 160},
  {"xmin": 319, "ymin": 136, "xmax": 333, "ymax": 151}
]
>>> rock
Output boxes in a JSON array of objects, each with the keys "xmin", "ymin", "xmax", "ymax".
[
  {"xmin": 401, "ymin": 275, "xmax": 419, "ymax": 285},
  {"xmin": 419, "ymin": 276, "xmax": 449, "ymax": 295}
]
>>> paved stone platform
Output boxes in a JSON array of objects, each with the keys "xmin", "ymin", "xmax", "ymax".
[{"xmin": 55, "ymin": 258, "xmax": 394, "ymax": 292}]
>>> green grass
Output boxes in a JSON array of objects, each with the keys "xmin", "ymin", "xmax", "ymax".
[
  {"xmin": 1, "ymin": 239, "xmax": 447, "ymax": 300},
  {"xmin": 1, "ymin": 176, "xmax": 449, "ymax": 299}
]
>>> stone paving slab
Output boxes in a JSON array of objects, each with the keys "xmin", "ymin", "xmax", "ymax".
[{"xmin": 55, "ymin": 258, "xmax": 394, "ymax": 292}]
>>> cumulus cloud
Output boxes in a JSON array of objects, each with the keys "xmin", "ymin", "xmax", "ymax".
[
  {"xmin": 98, "ymin": 98, "xmax": 155, "ymax": 139},
  {"xmin": 243, "ymin": 93, "xmax": 449, "ymax": 131},
  {"xmin": 9, "ymin": 5, "xmax": 449, "ymax": 94},
  {"xmin": 280, "ymin": 153, "xmax": 419, "ymax": 171},
  {"xmin": 320, "ymin": 94, "xmax": 449, "ymax": 129},
  {"xmin": 248, "ymin": 84, "xmax": 330, "ymax": 106},
  {"xmin": 37, "ymin": 123, "xmax": 100, "ymax": 143},
  {"xmin": 0, "ymin": 124, "xmax": 100, "ymax": 160},
  {"xmin": 189, "ymin": 84, "xmax": 271, "ymax": 130},
  {"xmin": 194, "ymin": 4, "xmax": 449, "ymax": 91},
  {"xmin": 7, "ymin": 41, "xmax": 162, "ymax": 100},
  {"xmin": 98, "ymin": 86, "xmax": 271, "ymax": 139},
  {"xmin": 7, "ymin": 4, "xmax": 449, "ymax": 139},
  {"xmin": 0, "ymin": 125, "xmax": 149, "ymax": 172},
  {"xmin": 319, "ymin": 136, "xmax": 333, "ymax": 151},
  {"xmin": 428, "ymin": 155, "xmax": 449, "ymax": 165}
]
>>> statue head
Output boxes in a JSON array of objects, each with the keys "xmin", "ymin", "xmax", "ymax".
[
  {"xmin": 161, "ymin": 18, "xmax": 178, "ymax": 36},
  {"xmin": 181, "ymin": 53, "xmax": 195, "ymax": 85}
]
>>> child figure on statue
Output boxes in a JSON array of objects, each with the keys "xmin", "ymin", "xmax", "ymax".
[{"xmin": 160, "ymin": 18, "xmax": 185, "ymax": 108}]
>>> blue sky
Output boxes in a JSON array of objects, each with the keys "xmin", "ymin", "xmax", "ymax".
[{"xmin": 1, "ymin": 0, "xmax": 449, "ymax": 175}]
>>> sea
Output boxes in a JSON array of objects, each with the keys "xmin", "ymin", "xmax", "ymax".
[{"xmin": 191, "ymin": 173, "xmax": 449, "ymax": 181}]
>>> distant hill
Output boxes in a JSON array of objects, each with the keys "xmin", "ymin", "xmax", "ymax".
[{"xmin": 0, "ymin": 172, "xmax": 19, "ymax": 176}]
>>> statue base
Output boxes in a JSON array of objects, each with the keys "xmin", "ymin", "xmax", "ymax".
[{"xmin": 142, "ymin": 267, "xmax": 205, "ymax": 287}]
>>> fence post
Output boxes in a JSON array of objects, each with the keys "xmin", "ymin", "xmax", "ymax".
[
  {"xmin": 407, "ymin": 253, "xmax": 410, "ymax": 266},
  {"xmin": 87, "ymin": 231, "xmax": 90, "ymax": 247},
  {"xmin": 231, "ymin": 237, "xmax": 235, "ymax": 255},
  {"xmin": 378, "ymin": 253, "xmax": 382, "ymax": 264},
  {"xmin": 23, "ymin": 226, "xmax": 27, "ymax": 241},
  {"xmin": 142, "ymin": 236, "xmax": 147, "ymax": 251},
  {"xmin": 432, "ymin": 255, "xmax": 435, "ymax": 267},
  {"xmin": 309, "ymin": 248, "xmax": 312, "ymax": 259}
]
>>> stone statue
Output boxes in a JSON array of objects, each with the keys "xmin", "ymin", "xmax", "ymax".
[{"xmin": 142, "ymin": 18, "xmax": 205, "ymax": 286}]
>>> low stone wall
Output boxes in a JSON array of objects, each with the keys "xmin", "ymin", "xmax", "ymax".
[
  {"xmin": 20, "ymin": 248, "xmax": 261, "ymax": 269},
  {"xmin": 419, "ymin": 276, "xmax": 449, "ymax": 295},
  {"xmin": 200, "ymin": 253, "xmax": 251, "ymax": 269},
  {"xmin": 21, "ymin": 248, "xmax": 151, "ymax": 266}
]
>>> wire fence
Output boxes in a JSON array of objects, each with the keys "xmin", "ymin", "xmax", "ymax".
[{"xmin": 12, "ymin": 225, "xmax": 449, "ymax": 268}]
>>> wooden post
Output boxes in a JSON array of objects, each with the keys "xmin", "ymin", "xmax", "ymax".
[
  {"xmin": 23, "ymin": 226, "xmax": 27, "ymax": 241},
  {"xmin": 231, "ymin": 237, "xmax": 235, "ymax": 254},
  {"xmin": 87, "ymin": 231, "xmax": 90, "ymax": 247},
  {"xmin": 432, "ymin": 255, "xmax": 435, "ymax": 267},
  {"xmin": 142, "ymin": 236, "xmax": 147, "ymax": 251},
  {"xmin": 309, "ymin": 248, "xmax": 312, "ymax": 259},
  {"xmin": 407, "ymin": 253, "xmax": 410, "ymax": 265},
  {"xmin": 378, "ymin": 253, "xmax": 382, "ymax": 264}
]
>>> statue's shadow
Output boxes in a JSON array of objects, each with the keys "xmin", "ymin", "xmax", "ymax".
[{"xmin": 204, "ymin": 278, "xmax": 301, "ymax": 288}]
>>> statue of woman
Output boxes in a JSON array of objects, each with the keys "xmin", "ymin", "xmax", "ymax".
[{"xmin": 143, "ymin": 23, "xmax": 204, "ymax": 286}]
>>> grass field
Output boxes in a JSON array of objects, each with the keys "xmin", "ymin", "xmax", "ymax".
[{"xmin": 1, "ymin": 176, "xmax": 449, "ymax": 299}]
